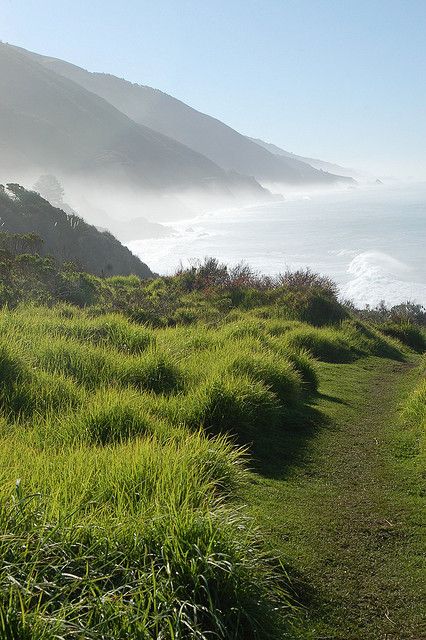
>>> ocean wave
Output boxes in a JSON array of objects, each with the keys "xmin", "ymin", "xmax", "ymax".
[{"xmin": 341, "ymin": 251, "xmax": 426, "ymax": 307}]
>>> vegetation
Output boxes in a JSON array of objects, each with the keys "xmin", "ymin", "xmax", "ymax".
[
  {"xmin": 0, "ymin": 241, "xmax": 424, "ymax": 638},
  {"xmin": 399, "ymin": 357, "xmax": 426, "ymax": 472},
  {"xmin": 0, "ymin": 184, "xmax": 153, "ymax": 277}
]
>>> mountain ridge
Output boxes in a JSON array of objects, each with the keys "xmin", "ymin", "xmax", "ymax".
[
  {"xmin": 9, "ymin": 44, "xmax": 355, "ymax": 187},
  {"xmin": 0, "ymin": 43, "xmax": 268, "ymax": 202},
  {"xmin": 248, "ymin": 137, "xmax": 358, "ymax": 178}
]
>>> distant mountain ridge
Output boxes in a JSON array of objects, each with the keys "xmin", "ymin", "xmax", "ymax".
[
  {"xmin": 8, "ymin": 44, "xmax": 355, "ymax": 188},
  {"xmin": 0, "ymin": 43, "xmax": 267, "ymax": 204},
  {"xmin": 247, "ymin": 137, "xmax": 357, "ymax": 178},
  {"xmin": 0, "ymin": 184, "xmax": 153, "ymax": 278}
]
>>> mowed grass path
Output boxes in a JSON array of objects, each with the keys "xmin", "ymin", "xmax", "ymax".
[{"xmin": 245, "ymin": 356, "xmax": 425, "ymax": 639}]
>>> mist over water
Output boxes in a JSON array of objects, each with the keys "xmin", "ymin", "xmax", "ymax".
[{"xmin": 129, "ymin": 183, "xmax": 426, "ymax": 307}]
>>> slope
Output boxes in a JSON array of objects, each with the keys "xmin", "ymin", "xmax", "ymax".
[
  {"xmin": 249, "ymin": 136, "xmax": 359, "ymax": 179},
  {"xmin": 0, "ymin": 183, "xmax": 153, "ymax": 278},
  {"xmin": 246, "ymin": 356, "xmax": 425, "ymax": 638},
  {"xmin": 17, "ymin": 45, "xmax": 354, "ymax": 186},
  {"xmin": 0, "ymin": 43, "xmax": 266, "ymax": 200}
]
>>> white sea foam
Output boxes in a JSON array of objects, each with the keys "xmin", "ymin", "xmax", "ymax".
[{"xmin": 341, "ymin": 251, "xmax": 426, "ymax": 307}]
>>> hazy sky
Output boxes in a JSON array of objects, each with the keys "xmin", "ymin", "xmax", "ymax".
[{"xmin": 2, "ymin": 0, "xmax": 425, "ymax": 177}]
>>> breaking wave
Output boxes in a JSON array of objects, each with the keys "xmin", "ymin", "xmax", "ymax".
[{"xmin": 341, "ymin": 251, "xmax": 426, "ymax": 307}]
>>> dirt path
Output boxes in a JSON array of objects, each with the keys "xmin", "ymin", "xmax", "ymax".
[{"xmin": 246, "ymin": 357, "xmax": 425, "ymax": 639}]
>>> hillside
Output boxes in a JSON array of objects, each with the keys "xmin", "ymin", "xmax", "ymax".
[
  {"xmin": 0, "ymin": 184, "xmax": 153, "ymax": 278},
  {"xmin": 0, "ymin": 43, "xmax": 267, "ymax": 203},
  {"xmin": 0, "ymin": 257, "xmax": 424, "ymax": 638},
  {"xmin": 15, "ymin": 45, "xmax": 355, "ymax": 187},
  {"xmin": 248, "ymin": 136, "xmax": 358, "ymax": 178}
]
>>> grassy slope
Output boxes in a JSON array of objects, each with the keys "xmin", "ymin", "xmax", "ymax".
[
  {"xmin": 245, "ymin": 356, "xmax": 425, "ymax": 639},
  {"xmin": 0, "ymin": 303, "xmax": 423, "ymax": 638}
]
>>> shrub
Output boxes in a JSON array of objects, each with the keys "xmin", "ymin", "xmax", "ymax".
[
  {"xmin": 278, "ymin": 267, "xmax": 339, "ymax": 298},
  {"xmin": 279, "ymin": 289, "xmax": 348, "ymax": 326}
]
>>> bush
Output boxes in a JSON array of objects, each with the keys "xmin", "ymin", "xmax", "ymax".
[
  {"xmin": 278, "ymin": 267, "xmax": 339, "ymax": 298},
  {"xmin": 280, "ymin": 289, "xmax": 347, "ymax": 326}
]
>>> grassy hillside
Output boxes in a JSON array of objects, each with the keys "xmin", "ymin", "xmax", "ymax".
[
  {"xmin": 0, "ymin": 250, "xmax": 424, "ymax": 638},
  {"xmin": 0, "ymin": 185, "xmax": 153, "ymax": 278}
]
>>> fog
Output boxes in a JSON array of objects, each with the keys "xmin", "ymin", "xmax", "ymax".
[{"xmin": 126, "ymin": 181, "xmax": 426, "ymax": 307}]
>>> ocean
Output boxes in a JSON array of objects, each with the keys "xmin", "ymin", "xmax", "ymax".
[{"xmin": 128, "ymin": 182, "xmax": 426, "ymax": 308}]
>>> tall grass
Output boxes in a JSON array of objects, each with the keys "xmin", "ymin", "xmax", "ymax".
[
  {"xmin": 0, "ymin": 304, "xmax": 406, "ymax": 637},
  {"xmin": 0, "ymin": 434, "xmax": 289, "ymax": 639},
  {"xmin": 380, "ymin": 322, "xmax": 426, "ymax": 353}
]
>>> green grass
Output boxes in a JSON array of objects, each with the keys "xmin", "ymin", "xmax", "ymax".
[
  {"xmin": 380, "ymin": 321, "xmax": 426, "ymax": 353},
  {"xmin": 0, "ymin": 303, "xmax": 420, "ymax": 638},
  {"xmin": 244, "ymin": 356, "xmax": 425, "ymax": 639}
]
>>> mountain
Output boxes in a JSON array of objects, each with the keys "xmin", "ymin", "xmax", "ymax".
[
  {"xmin": 0, "ymin": 184, "xmax": 153, "ymax": 278},
  {"xmin": 13, "ymin": 45, "xmax": 354, "ymax": 187},
  {"xmin": 0, "ymin": 43, "xmax": 268, "ymax": 204},
  {"xmin": 248, "ymin": 137, "xmax": 357, "ymax": 178}
]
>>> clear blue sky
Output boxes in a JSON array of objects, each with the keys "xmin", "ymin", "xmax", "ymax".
[{"xmin": 2, "ymin": 0, "xmax": 425, "ymax": 177}]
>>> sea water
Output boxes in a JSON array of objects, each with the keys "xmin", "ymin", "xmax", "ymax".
[{"xmin": 128, "ymin": 182, "xmax": 426, "ymax": 307}]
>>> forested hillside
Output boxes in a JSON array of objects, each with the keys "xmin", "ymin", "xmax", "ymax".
[{"xmin": 0, "ymin": 184, "xmax": 153, "ymax": 278}]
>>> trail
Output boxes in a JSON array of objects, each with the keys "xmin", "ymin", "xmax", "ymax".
[{"xmin": 246, "ymin": 357, "xmax": 425, "ymax": 639}]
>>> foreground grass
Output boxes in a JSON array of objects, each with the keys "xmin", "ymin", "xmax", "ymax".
[
  {"xmin": 245, "ymin": 356, "xmax": 425, "ymax": 639},
  {"xmin": 0, "ymin": 303, "xmax": 421, "ymax": 638}
]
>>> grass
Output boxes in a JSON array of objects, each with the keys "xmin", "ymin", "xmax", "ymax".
[
  {"xmin": 380, "ymin": 321, "xmax": 426, "ymax": 353},
  {"xmin": 0, "ymin": 303, "xmax": 420, "ymax": 638},
  {"xmin": 244, "ymin": 356, "xmax": 425, "ymax": 638}
]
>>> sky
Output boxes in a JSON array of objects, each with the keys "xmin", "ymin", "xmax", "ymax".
[{"xmin": 1, "ymin": 0, "xmax": 425, "ymax": 178}]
